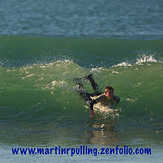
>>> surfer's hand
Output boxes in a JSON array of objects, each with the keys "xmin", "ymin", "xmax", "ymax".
[{"xmin": 90, "ymin": 110, "xmax": 95, "ymax": 117}]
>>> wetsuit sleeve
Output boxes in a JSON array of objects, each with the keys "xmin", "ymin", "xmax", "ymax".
[{"xmin": 90, "ymin": 100, "xmax": 97, "ymax": 110}]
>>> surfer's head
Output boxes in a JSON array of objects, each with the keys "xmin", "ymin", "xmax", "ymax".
[{"xmin": 104, "ymin": 86, "xmax": 114, "ymax": 99}]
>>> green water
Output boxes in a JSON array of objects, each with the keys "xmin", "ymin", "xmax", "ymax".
[{"xmin": 0, "ymin": 0, "xmax": 163, "ymax": 162}]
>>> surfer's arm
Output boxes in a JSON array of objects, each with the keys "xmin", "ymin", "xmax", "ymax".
[
  {"xmin": 89, "ymin": 100, "xmax": 97, "ymax": 117},
  {"xmin": 90, "ymin": 95, "xmax": 104, "ymax": 110},
  {"xmin": 90, "ymin": 100, "xmax": 97, "ymax": 110},
  {"xmin": 89, "ymin": 95, "xmax": 104, "ymax": 117}
]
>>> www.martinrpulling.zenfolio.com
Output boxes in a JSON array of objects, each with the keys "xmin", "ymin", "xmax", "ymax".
[{"xmin": 12, "ymin": 145, "xmax": 152, "ymax": 156}]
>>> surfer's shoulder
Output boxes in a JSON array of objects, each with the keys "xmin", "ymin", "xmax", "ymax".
[
  {"xmin": 91, "ymin": 94, "xmax": 105, "ymax": 102},
  {"xmin": 113, "ymin": 95, "xmax": 120, "ymax": 103}
]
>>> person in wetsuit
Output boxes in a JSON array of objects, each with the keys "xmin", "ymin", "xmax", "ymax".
[{"xmin": 76, "ymin": 74, "xmax": 120, "ymax": 117}]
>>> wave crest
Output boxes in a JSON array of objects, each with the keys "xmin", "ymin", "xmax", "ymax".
[{"xmin": 113, "ymin": 55, "xmax": 162, "ymax": 67}]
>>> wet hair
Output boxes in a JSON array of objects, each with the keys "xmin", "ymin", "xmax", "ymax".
[{"xmin": 105, "ymin": 86, "xmax": 114, "ymax": 92}]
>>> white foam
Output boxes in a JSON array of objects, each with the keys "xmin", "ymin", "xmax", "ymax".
[
  {"xmin": 21, "ymin": 73, "xmax": 35, "ymax": 80},
  {"xmin": 51, "ymin": 80, "xmax": 67, "ymax": 86},
  {"xmin": 126, "ymin": 98, "xmax": 138, "ymax": 102},
  {"xmin": 135, "ymin": 55, "xmax": 158, "ymax": 65},
  {"xmin": 112, "ymin": 55, "xmax": 161, "ymax": 68},
  {"xmin": 113, "ymin": 62, "xmax": 132, "ymax": 67},
  {"xmin": 37, "ymin": 59, "xmax": 74, "ymax": 68},
  {"xmin": 90, "ymin": 67, "xmax": 104, "ymax": 73},
  {"xmin": 94, "ymin": 103, "xmax": 121, "ymax": 115}
]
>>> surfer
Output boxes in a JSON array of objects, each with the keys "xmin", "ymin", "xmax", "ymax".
[{"xmin": 75, "ymin": 74, "xmax": 120, "ymax": 117}]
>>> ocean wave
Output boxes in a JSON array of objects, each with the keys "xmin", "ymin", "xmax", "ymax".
[
  {"xmin": 0, "ymin": 37, "xmax": 163, "ymax": 126},
  {"xmin": 0, "ymin": 36, "xmax": 163, "ymax": 68}
]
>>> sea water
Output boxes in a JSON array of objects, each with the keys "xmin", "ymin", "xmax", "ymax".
[{"xmin": 0, "ymin": 0, "xmax": 163, "ymax": 162}]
